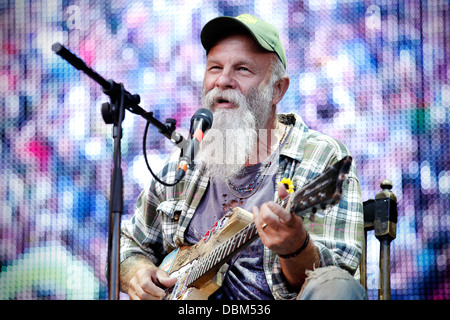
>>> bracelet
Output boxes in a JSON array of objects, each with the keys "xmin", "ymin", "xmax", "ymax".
[{"xmin": 277, "ymin": 232, "xmax": 310, "ymax": 259}]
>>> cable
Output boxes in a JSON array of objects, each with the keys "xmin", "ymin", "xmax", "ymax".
[{"xmin": 142, "ymin": 120, "xmax": 180, "ymax": 186}]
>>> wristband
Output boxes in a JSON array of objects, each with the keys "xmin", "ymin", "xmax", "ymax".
[{"xmin": 277, "ymin": 232, "xmax": 310, "ymax": 259}]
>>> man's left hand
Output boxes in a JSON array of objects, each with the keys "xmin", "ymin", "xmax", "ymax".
[{"xmin": 253, "ymin": 183, "xmax": 308, "ymax": 256}]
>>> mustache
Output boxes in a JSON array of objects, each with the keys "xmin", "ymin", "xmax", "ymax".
[{"xmin": 201, "ymin": 88, "xmax": 247, "ymax": 110}]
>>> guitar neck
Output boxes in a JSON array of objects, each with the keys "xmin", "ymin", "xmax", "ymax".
[{"xmin": 186, "ymin": 221, "xmax": 259, "ymax": 287}]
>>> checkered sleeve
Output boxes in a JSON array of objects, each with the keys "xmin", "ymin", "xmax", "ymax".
[
  {"xmin": 119, "ymin": 150, "xmax": 182, "ymax": 266},
  {"xmin": 119, "ymin": 186, "xmax": 166, "ymax": 265},
  {"xmin": 304, "ymin": 135, "xmax": 364, "ymax": 274},
  {"xmin": 270, "ymin": 130, "xmax": 364, "ymax": 300},
  {"xmin": 312, "ymin": 167, "xmax": 364, "ymax": 273}
]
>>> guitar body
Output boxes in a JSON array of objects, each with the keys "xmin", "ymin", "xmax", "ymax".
[{"xmin": 160, "ymin": 207, "xmax": 255, "ymax": 300}]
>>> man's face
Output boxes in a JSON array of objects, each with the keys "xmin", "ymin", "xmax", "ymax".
[
  {"xmin": 196, "ymin": 34, "xmax": 279, "ymax": 179},
  {"xmin": 202, "ymin": 33, "xmax": 276, "ymax": 111}
]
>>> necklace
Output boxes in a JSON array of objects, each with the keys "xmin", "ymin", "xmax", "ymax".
[
  {"xmin": 225, "ymin": 124, "xmax": 289, "ymax": 199},
  {"xmin": 227, "ymin": 161, "xmax": 271, "ymax": 193},
  {"xmin": 225, "ymin": 161, "xmax": 273, "ymax": 199}
]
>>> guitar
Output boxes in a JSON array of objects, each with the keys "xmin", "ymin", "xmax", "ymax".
[{"xmin": 160, "ymin": 156, "xmax": 353, "ymax": 300}]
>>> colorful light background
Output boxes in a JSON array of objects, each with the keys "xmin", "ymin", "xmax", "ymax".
[{"xmin": 0, "ymin": 0, "xmax": 448, "ymax": 300}]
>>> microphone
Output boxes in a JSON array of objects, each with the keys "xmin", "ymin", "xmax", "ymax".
[
  {"xmin": 52, "ymin": 42, "xmax": 140, "ymax": 107},
  {"xmin": 175, "ymin": 108, "xmax": 213, "ymax": 182}
]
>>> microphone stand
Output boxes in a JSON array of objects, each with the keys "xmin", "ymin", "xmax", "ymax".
[{"xmin": 51, "ymin": 43, "xmax": 184, "ymax": 300}]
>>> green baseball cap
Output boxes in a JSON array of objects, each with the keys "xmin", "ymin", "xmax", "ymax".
[{"xmin": 201, "ymin": 14, "xmax": 287, "ymax": 69}]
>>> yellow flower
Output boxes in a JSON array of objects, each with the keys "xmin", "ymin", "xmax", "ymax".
[{"xmin": 278, "ymin": 177, "xmax": 294, "ymax": 194}]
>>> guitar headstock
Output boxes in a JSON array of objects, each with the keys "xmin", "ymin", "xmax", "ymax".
[{"xmin": 287, "ymin": 156, "xmax": 353, "ymax": 220}]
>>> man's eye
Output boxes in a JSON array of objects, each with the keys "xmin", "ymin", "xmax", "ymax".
[{"xmin": 238, "ymin": 67, "xmax": 249, "ymax": 71}]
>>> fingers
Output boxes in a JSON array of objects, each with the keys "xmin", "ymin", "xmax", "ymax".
[
  {"xmin": 277, "ymin": 182, "xmax": 289, "ymax": 201},
  {"xmin": 253, "ymin": 202, "xmax": 293, "ymax": 235},
  {"xmin": 157, "ymin": 270, "xmax": 178, "ymax": 288},
  {"xmin": 129, "ymin": 279, "xmax": 161, "ymax": 300},
  {"xmin": 128, "ymin": 268, "xmax": 176, "ymax": 300},
  {"xmin": 256, "ymin": 201, "xmax": 293, "ymax": 227},
  {"xmin": 253, "ymin": 200, "xmax": 305, "ymax": 256},
  {"xmin": 256, "ymin": 183, "xmax": 292, "ymax": 227}
]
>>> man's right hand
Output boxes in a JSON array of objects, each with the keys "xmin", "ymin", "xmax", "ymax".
[
  {"xmin": 127, "ymin": 266, "xmax": 177, "ymax": 300},
  {"xmin": 119, "ymin": 255, "xmax": 177, "ymax": 300}
]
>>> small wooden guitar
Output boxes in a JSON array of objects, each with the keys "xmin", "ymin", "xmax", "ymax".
[{"xmin": 160, "ymin": 156, "xmax": 353, "ymax": 300}]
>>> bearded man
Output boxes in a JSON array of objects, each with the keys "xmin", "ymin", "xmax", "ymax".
[{"xmin": 118, "ymin": 14, "xmax": 367, "ymax": 300}]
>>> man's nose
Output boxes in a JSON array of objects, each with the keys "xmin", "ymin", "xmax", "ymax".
[{"xmin": 215, "ymin": 69, "xmax": 237, "ymax": 90}]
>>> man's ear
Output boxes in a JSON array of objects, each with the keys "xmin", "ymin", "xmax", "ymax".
[{"xmin": 271, "ymin": 76, "xmax": 290, "ymax": 106}]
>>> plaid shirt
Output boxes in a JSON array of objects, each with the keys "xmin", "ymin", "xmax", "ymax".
[{"xmin": 120, "ymin": 113, "xmax": 364, "ymax": 300}]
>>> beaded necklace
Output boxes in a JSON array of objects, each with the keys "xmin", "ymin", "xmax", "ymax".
[{"xmin": 225, "ymin": 125, "xmax": 289, "ymax": 199}]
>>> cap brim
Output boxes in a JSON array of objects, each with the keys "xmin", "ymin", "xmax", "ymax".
[{"xmin": 200, "ymin": 16, "xmax": 269, "ymax": 53}]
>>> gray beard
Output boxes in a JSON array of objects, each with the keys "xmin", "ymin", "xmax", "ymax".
[{"xmin": 196, "ymin": 83, "xmax": 274, "ymax": 181}]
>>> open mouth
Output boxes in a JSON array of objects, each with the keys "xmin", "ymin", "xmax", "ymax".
[
  {"xmin": 216, "ymin": 97, "xmax": 236, "ymax": 108},
  {"xmin": 209, "ymin": 90, "xmax": 239, "ymax": 109}
]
